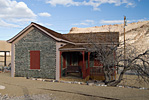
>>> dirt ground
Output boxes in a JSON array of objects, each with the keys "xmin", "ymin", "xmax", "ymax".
[
  {"xmin": 0, "ymin": 73, "xmax": 149, "ymax": 100},
  {"xmin": 118, "ymin": 74, "xmax": 149, "ymax": 89}
]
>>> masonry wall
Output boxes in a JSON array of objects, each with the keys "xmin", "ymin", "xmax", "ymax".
[{"xmin": 15, "ymin": 27, "xmax": 56, "ymax": 79}]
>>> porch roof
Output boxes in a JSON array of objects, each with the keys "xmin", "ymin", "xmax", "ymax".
[{"xmin": 59, "ymin": 44, "xmax": 86, "ymax": 51}]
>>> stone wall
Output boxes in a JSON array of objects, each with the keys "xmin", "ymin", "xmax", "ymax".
[{"xmin": 15, "ymin": 27, "xmax": 56, "ymax": 79}]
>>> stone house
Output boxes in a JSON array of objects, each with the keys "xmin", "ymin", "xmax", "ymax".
[{"xmin": 8, "ymin": 22, "xmax": 119, "ymax": 80}]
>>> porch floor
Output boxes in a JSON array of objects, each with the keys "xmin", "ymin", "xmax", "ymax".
[{"xmin": 61, "ymin": 73, "xmax": 85, "ymax": 82}]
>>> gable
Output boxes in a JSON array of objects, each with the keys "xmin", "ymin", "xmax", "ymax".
[
  {"xmin": 15, "ymin": 27, "xmax": 56, "ymax": 45},
  {"xmin": 7, "ymin": 22, "xmax": 73, "ymax": 44}
]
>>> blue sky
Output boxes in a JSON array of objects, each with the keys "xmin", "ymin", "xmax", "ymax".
[{"xmin": 0, "ymin": 0, "xmax": 149, "ymax": 40}]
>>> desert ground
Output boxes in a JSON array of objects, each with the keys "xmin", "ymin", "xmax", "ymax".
[{"xmin": 0, "ymin": 73, "xmax": 149, "ymax": 100}]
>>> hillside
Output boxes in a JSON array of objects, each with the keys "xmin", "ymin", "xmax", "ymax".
[{"xmin": 69, "ymin": 21, "xmax": 149, "ymax": 54}]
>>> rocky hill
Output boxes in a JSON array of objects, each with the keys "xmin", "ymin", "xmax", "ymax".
[{"xmin": 69, "ymin": 21, "xmax": 149, "ymax": 54}]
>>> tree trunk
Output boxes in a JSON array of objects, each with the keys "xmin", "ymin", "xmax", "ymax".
[
  {"xmin": 106, "ymin": 68, "xmax": 127, "ymax": 86},
  {"xmin": 103, "ymin": 66, "xmax": 111, "ymax": 84}
]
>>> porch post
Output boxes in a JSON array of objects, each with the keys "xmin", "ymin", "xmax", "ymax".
[
  {"xmin": 82, "ymin": 51, "xmax": 86, "ymax": 78},
  {"xmin": 88, "ymin": 52, "xmax": 90, "ymax": 68},
  {"xmin": 60, "ymin": 51, "xmax": 62, "ymax": 78},
  {"xmin": 4, "ymin": 51, "xmax": 7, "ymax": 66},
  {"xmin": 70, "ymin": 53, "xmax": 72, "ymax": 66},
  {"xmin": 88, "ymin": 52, "xmax": 90, "ymax": 75},
  {"xmin": 63, "ymin": 53, "xmax": 66, "ymax": 68},
  {"xmin": 114, "ymin": 51, "xmax": 116, "ymax": 80}
]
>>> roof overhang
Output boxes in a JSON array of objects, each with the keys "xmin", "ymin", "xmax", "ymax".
[{"xmin": 59, "ymin": 48, "xmax": 86, "ymax": 51}]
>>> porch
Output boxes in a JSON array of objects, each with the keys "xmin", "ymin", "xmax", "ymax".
[
  {"xmin": 59, "ymin": 49, "xmax": 110, "ymax": 80},
  {"xmin": 60, "ymin": 51, "xmax": 89, "ymax": 79}
]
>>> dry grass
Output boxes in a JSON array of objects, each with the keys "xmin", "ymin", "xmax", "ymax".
[{"xmin": 118, "ymin": 74, "xmax": 149, "ymax": 88}]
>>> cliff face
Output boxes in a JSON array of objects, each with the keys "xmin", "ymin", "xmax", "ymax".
[{"xmin": 69, "ymin": 21, "xmax": 149, "ymax": 54}]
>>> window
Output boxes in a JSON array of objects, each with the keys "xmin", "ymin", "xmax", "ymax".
[{"xmin": 30, "ymin": 51, "xmax": 40, "ymax": 69}]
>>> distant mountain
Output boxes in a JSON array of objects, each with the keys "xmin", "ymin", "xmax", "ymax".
[{"xmin": 69, "ymin": 21, "xmax": 149, "ymax": 54}]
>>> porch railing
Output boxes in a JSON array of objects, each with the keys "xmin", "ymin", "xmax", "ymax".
[
  {"xmin": 90, "ymin": 66, "xmax": 104, "ymax": 76},
  {"xmin": 85, "ymin": 66, "xmax": 116, "ymax": 80}
]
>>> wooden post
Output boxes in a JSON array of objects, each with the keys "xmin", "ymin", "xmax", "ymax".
[
  {"xmin": 82, "ymin": 51, "xmax": 86, "ymax": 78},
  {"xmin": 88, "ymin": 52, "xmax": 90, "ymax": 68},
  {"xmin": 124, "ymin": 16, "xmax": 126, "ymax": 68},
  {"xmin": 88, "ymin": 52, "xmax": 90, "ymax": 75},
  {"xmin": 60, "ymin": 51, "xmax": 62, "ymax": 78},
  {"xmin": 4, "ymin": 51, "xmax": 7, "ymax": 66},
  {"xmin": 70, "ymin": 53, "xmax": 72, "ymax": 66},
  {"xmin": 63, "ymin": 53, "xmax": 66, "ymax": 68}
]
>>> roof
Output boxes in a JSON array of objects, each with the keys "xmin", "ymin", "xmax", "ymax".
[
  {"xmin": 7, "ymin": 22, "xmax": 119, "ymax": 51},
  {"xmin": 7, "ymin": 22, "xmax": 72, "ymax": 43},
  {"xmin": 63, "ymin": 32, "xmax": 119, "ymax": 44},
  {"xmin": 60, "ymin": 32, "xmax": 119, "ymax": 51}
]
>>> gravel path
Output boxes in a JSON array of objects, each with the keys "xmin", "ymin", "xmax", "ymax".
[{"xmin": 0, "ymin": 94, "xmax": 54, "ymax": 100}]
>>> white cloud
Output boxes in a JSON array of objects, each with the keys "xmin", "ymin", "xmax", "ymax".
[
  {"xmin": 0, "ymin": 0, "xmax": 36, "ymax": 19},
  {"xmin": 0, "ymin": 0, "xmax": 36, "ymax": 27},
  {"xmin": 83, "ymin": 0, "xmax": 136, "ymax": 10},
  {"xmin": 47, "ymin": 0, "xmax": 136, "ymax": 11},
  {"xmin": 46, "ymin": 0, "xmax": 80, "ymax": 6},
  {"xmin": 0, "ymin": 19, "xmax": 20, "ymax": 28},
  {"xmin": 35, "ymin": 22, "xmax": 52, "ymax": 27},
  {"xmin": 85, "ymin": 20, "xmax": 94, "ymax": 23},
  {"xmin": 100, "ymin": 18, "xmax": 148, "ymax": 24},
  {"xmin": 138, "ymin": 18, "xmax": 148, "ymax": 22},
  {"xmin": 80, "ymin": 23, "xmax": 89, "ymax": 25},
  {"xmin": 100, "ymin": 19, "xmax": 136, "ymax": 24},
  {"xmin": 72, "ymin": 19, "xmax": 94, "ymax": 26},
  {"xmin": 7, "ymin": 18, "xmax": 36, "ymax": 23},
  {"xmin": 100, "ymin": 20, "xmax": 124, "ymax": 24},
  {"xmin": 38, "ymin": 12, "xmax": 51, "ymax": 17}
]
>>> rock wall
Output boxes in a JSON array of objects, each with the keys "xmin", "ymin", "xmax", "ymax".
[{"xmin": 15, "ymin": 27, "xmax": 56, "ymax": 79}]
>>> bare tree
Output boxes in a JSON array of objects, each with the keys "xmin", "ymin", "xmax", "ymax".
[{"xmin": 86, "ymin": 33, "xmax": 149, "ymax": 86}]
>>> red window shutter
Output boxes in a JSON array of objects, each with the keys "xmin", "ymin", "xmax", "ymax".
[{"xmin": 30, "ymin": 51, "xmax": 40, "ymax": 69}]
